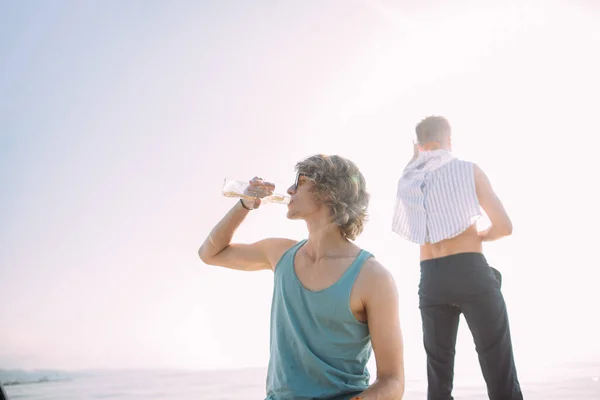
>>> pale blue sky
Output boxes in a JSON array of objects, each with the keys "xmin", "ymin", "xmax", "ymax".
[{"xmin": 1, "ymin": 0, "xmax": 599, "ymax": 383}]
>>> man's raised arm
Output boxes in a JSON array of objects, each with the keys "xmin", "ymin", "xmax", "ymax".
[{"xmin": 198, "ymin": 177, "xmax": 295, "ymax": 271}]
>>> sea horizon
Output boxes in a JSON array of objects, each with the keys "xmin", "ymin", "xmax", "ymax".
[{"xmin": 3, "ymin": 360, "xmax": 599, "ymax": 399}]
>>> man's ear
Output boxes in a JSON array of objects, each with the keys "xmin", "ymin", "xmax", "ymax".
[
  {"xmin": 312, "ymin": 188, "xmax": 331, "ymax": 204},
  {"xmin": 316, "ymin": 192, "xmax": 330, "ymax": 202}
]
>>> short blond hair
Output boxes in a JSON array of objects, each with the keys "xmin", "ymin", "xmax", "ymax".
[
  {"xmin": 416, "ymin": 115, "xmax": 451, "ymax": 144},
  {"xmin": 295, "ymin": 154, "xmax": 369, "ymax": 240}
]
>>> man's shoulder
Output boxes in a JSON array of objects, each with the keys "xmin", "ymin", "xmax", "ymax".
[
  {"xmin": 355, "ymin": 257, "xmax": 399, "ymax": 307},
  {"xmin": 260, "ymin": 238, "xmax": 301, "ymax": 270},
  {"xmin": 435, "ymin": 158, "xmax": 476, "ymax": 177},
  {"xmin": 448, "ymin": 157, "xmax": 474, "ymax": 167},
  {"xmin": 361, "ymin": 256, "xmax": 392, "ymax": 276},
  {"xmin": 357, "ymin": 256, "xmax": 397, "ymax": 292},
  {"xmin": 261, "ymin": 237, "xmax": 300, "ymax": 247}
]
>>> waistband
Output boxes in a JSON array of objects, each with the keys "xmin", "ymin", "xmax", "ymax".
[{"xmin": 420, "ymin": 252, "xmax": 487, "ymax": 268}]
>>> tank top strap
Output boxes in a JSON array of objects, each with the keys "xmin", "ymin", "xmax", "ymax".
[{"xmin": 337, "ymin": 249, "xmax": 373, "ymax": 288}]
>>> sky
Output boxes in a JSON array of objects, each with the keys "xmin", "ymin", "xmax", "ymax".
[{"xmin": 1, "ymin": 0, "xmax": 599, "ymax": 384}]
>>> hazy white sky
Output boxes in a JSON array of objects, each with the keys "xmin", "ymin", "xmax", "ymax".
[{"xmin": 1, "ymin": 0, "xmax": 599, "ymax": 383}]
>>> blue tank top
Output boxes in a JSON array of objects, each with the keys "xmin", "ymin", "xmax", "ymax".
[{"xmin": 265, "ymin": 240, "xmax": 373, "ymax": 400}]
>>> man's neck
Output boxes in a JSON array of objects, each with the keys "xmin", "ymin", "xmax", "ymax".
[
  {"xmin": 302, "ymin": 218, "xmax": 354, "ymax": 261},
  {"xmin": 420, "ymin": 142, "xmax": 450, "ymax": 152}
]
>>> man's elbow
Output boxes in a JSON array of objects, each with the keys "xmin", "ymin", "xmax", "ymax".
[
  {"xmin": 391, "ymin": 377, "xmax": 405, "ymax": 398},
  {"xmin": 491, "ymin": 218, "xmax": 513, "ymax": 238},
  {"xmin": 384, "ymin": 376, "xmax": 405, "ymax": 398},
  {"xmin": 198, "ymin": 247, "xmax": 215, "ymax": 265},
  {"xmin": 370, "ymin": 375, "xmax": 404, "ymax": 399},
  {"xmin": 502, "ymin": 219, "xmax": 513, "ymax": 236}
]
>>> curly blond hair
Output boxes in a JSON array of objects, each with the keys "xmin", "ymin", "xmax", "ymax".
[{"xmin": 295, "ymin": 154, "xmax": 369, "ymax": 241}]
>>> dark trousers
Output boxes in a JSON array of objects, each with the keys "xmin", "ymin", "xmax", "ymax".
[{"xmin": 419, "ymin": 252, "xmax": 523, "ymax": 400}]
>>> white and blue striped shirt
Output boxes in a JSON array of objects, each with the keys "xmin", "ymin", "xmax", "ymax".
[{"xmin": 392, "ymin": 150, "xmax": 481, "ymax": 245}]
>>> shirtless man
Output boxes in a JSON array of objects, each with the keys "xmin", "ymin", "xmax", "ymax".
[
  {"xmin": 392, "ymin": 116, "xmax": 523, "ymax": 400},
  {"xmin": 199, "ymin": 154, "xmax": 405, "ymax": 400}
]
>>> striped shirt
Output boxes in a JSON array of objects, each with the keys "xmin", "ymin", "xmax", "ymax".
[{"xmin": 392, "ymin": 150, "xmax": 481, "ymax": 245}]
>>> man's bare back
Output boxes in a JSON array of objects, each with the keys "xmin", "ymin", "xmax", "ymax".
[
  {"xmin": 414, "ymin": 161, "xmax": 513, "ymax": 262},
  {"xmin": 420, "ymin": 224, "xmax": 482, "ymax": 261}
]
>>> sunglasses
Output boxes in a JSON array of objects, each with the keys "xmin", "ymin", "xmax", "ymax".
[{"xmin": 293, "ymin": 173, "xmax": 307, "ymax": 191}]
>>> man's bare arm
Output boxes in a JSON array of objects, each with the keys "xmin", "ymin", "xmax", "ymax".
[
  {"xmin": 474, "ymin": 164, "xmax": 513, "ymax": 242},
  {"xmin": 354, "ymin": 261, "xmax": 405, "ymax": 400},
  {"xmin": 198, "ymin": 200, "xmax": 295, "ymax": 271}
]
